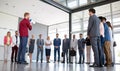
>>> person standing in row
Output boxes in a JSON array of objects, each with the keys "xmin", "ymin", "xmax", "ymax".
[
  {"xmin": 70, "ymin": 35, "xmax": 78, "ymax": 63},
  {"xmin": 62, "ymin": 34, "xmax": 70, "ymax": 63},
  {"xmin": 4, "ymin": 31, "xmax": 12, "ymax": 63},
  {"xmin": 87, "ymin": 8, "xmax": 101, "ymax": 67},
  {"xmin": 85, "ymin": 37, "xmax": 91, "ymax": 64},
  {"xmin": 98, "ymin": 16, "xmax": 105, "ymax": 65},
  {"xmin": 53, "ymin": 33, "xmax": 61, "ymax": 63},
  {"xmin": 18, "ymin": 12, "xmax": 32, "ymax": 64},
  {"xmin": 11, "ymin": 31, "xmax": 19, "ymax": 62},
  {"xmin": 29, "ymin": 35, "xmax": 35, "ymax": 63},
  {"xmin": 102, "ymin": 17, "xmax": 112, "ymax": 66},
  {"xmin": 45, "ymin": 36, "xmax": 52, "ymax": 63},
  {"xmin": 36, "ymin": 34, "xmax": 44, "ymax": 63},
  {"xmin": 106, "ymin": 21, "xmax": 114, "ymax": 65},
  {"xmin": 78, "ymin": 34, "xmax": 85, "ymax": 64}
]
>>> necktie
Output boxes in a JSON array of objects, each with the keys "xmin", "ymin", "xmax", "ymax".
[{"xmin": 40, "ymin": 39, "xmax": 41, "ymax": 45}]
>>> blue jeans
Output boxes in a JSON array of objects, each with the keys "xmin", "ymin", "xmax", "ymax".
[
  {"xmin": 97, "ymin": 36, "xmax": 104, "ymax": 65},
  {"xmin": 36, "ymin": 47, "xmax": 43, "ymax": 62},
  {"xmin": 18, "ymin": 36, "xmax": 28, "ymax": 63},
  {"xmin": 78, "ymin": 50, "xmax": 85, "ymax": 63},
  {"xmin": 100, "ymin": 36, "xmax": 105, "ymax": 65},
  {"xmin": 54, "ymin": 47, "xmax": 60, "ymax": 62}
]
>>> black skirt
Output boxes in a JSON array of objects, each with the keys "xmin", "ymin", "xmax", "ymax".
[{"xmin": 45, "ymin": 49, "xmax": 51, "ymax": 56}]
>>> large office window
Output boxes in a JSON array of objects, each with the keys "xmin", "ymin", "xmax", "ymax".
[
  {"xmin": 112, "ymin": 1, "xmax": 120, "ymax": 63},
  {"xmin": 48, "ymin": 22, "xmax": 69, "ymax": 61},
  {"xmin": 53, "ymin": 0, "xmax": 105, "ymax": 9}
]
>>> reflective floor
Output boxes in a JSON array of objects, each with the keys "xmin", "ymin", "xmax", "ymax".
[{"xmin": 0, "ymin": 61, "xmax": 120, "ymax": 71}]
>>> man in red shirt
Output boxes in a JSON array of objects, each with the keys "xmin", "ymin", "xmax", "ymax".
[{"xmin": 18, "ymin": 12, "xmax": 32, "ymax": 64}]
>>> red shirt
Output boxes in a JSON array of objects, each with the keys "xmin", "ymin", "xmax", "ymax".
[{"xmin": 19, "ymin": 18, "xmax": 32, "ymax": 37}]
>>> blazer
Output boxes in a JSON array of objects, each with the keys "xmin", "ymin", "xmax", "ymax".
[
  {"xmin": 70, "ymin": 39, "xmax": 78, "ymax": 50},
  {"xmin": 87, "ymin": 15, "xmax": 100, "ymax": 37},
  {"xmin": 4, "ymin": 36, "xmax": 12, "ymax": 45},
  {"xmin": 12, "ymin": 35, "xmax": 20, "ymax": 47},
  {"xmin": 53, "ymin": 38, "xmax": 61, "ymax": 47},
  {"xmin": 62, "ymin": 38, "xmax": 70, "ymax": 51},
  {"xmin": 78, "ymin": 38, "xmax": 85, "ymax": 50},
  {"xmin": 37, "ymin": 39, "xmax": 44, "ymax": 47}
]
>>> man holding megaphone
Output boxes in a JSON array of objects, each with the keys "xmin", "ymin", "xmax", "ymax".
[{"xmin": 18, "ymin": 12, "xmax": 32, "ymax": 64}]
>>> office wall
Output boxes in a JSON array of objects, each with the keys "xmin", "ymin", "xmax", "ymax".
[{"xmin": 0, "ymin": 12, "xmax": 18, "ymax": 60}]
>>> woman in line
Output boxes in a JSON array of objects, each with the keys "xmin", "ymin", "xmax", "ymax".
[
  {"xmin": 29, "ymin": 35, "xmax": 35, "ymax": 63},
  {"xmin": 4, "ymin": 31, "xmax": 12, "ymax": 63},
  {"xmin": 85, "ymin": 37, "xmax": 91, "ymax": 64},
  {"xmin": 106, "ymin": 21, "xmax": 114, "ymax": 65},
  {"xmin": 45, "ymin": 36, "xmax": 52, "ymax": 63},
  {"xmin": 98, "ymin": 16, "xmax": 105, "ymax": 66}
]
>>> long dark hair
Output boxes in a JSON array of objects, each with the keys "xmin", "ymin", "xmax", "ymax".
[{"xmin": 106, "ymin": 21, "xmax": 113, "ymax": 30}]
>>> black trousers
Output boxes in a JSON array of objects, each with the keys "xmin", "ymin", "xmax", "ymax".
[
  {"xmin": 63, "ymin": 50, "xmax": 68, "ymax": 62},
  {"xmin": 11, "ymin": 45, "xmax": 18, "ymax": 62}
]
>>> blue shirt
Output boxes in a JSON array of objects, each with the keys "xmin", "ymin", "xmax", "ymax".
[
  {"xmin": 53, "ymin": 38, "xmax": 61, "ymax": 47},
  {"xmin": 103, "ymin": 23, "xmax": 110, "ymax": 41}
]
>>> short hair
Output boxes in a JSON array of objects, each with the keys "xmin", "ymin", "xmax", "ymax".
[
  {"xmin": 80, "ymin": 33, "xmax": 83, "ymax": 35},
  {"xmin": 56, "ymin": 33, "xmax": 59, "ymax": 35},
  {"xmin": 102, "ymin": 17, "xmax": 107, "ymax": 21},
  {"xmin": 24, "ymin": 12, "xmax": 29, "ymax": 17},
  {"xmin": 39, "ymin": 34, "xmax": 42, "ymax": 36},
  {"xmin": 98, "ymin": 16, "xmax": 103, "ymax": 22},
  {"xmin": 15, "ymin": 30, "xmax": 18, "ymax": 33},
  {"xmin": 73, "ymin": 35, "xmax": 75, "ymax": 36},
  {"xmin": 89, "ymin": 8, "xmax": 96, "ymax": 13}
]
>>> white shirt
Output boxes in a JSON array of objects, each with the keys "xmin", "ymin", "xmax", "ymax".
[
  {"xmin": 45, "ymin": 40, "xmax": 52, "ymax": 49},
  {"xmin": 70, "ymin": 39, "xmax": 78, "ymax": 50},
  {"xmin": 12, "ymin": 35, "xmax": 20, "ymax": 47},
  {"xmin": 100, "ymin": 22, "xmax": 104, "ymax": 37}
]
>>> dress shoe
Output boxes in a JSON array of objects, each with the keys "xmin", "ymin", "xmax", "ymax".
[
  {"xmin": 61, "ymin": 61, "xmax": 65, "ymax": 63},
  {"xmin": 77, "ymin": 62, "xmax": 81, "ymax": 64},
  {"xmin": 17, "ymin": 62, "xmax": 21, "ymax": 64},
  {"xmin": 86, "ymin": 62, "xmax": 90, "ymax": 64},
  {"xmin": 69, "ymin": 62, "xmax": 73, "ymax": 64},
  {"xmin": 22, "ymin": 62, "xmax": 28, "ymax": 65},
  {"xmin": 89, "ymin": 64, "xmax": 100, "ymax": 67}
]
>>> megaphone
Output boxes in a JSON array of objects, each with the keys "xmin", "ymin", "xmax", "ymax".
[{"xmin": 29, "ymin": 19, "xmax": 36, "ymax": 24}]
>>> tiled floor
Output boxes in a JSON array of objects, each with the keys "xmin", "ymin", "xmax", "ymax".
[{"xmin": 0, "ymin": 61, "xmax": 120, "ymax": 71}]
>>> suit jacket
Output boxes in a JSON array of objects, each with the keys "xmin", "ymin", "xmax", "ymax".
[
  {"xmin": 53, "ymin": 38, "xmax": 61, "ymax": 47},
  {"xmin": 62, "ymin": 38, "xmax": 70, "ymax": 51},
  {"xmin": 12, "ymin": 35, "xmax": 20, "ymax": 47},
  {"xmin": 78, "ymin": 38, "xmax": 85, "ymax": 51},
  {"xmin": 87, "ymin": 15, "xmax": 100, "ymax": 37},
  {"xmin": 37, "ymin": 39, "xmax": 44, "ymax": 47},
  {"xmin": 70, "ymin": 39, "xmax": 78, "ymax": 50}
]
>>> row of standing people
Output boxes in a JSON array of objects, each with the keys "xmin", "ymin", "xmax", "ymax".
[
  {"xmin": 3, "ymin": 30, "xmax": 91, "ymax": 64},
  {"xmin": 87, "ymin": 8, "xmax": 114, "ymax": 67},
  {"xmin": 27, "ymin": 33, "xmax": 90, "ymax": 64}
]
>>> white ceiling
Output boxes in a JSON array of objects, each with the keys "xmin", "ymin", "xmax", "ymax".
[{"xmin": 0, "ymin": 0, "xmax": 69, "ymax": 25}]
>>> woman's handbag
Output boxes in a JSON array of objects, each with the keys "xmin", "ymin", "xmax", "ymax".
[
  {"xmin": 69, "ymin": 48, "xmax": 76, "ymax": 56},
  {"xmin": 113, "ymin": 41, "xmax": 117, "ymax": 47}
]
